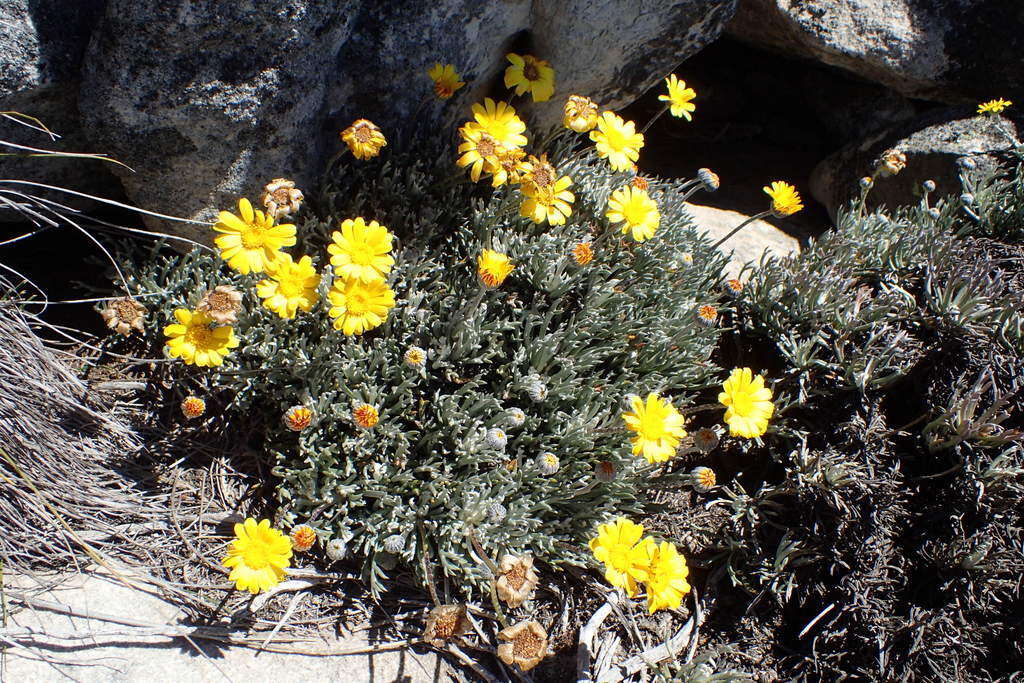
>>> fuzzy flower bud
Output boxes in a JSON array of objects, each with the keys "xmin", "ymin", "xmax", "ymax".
[
  {"xmin": 957, "ymin": 157, "xmax": 977, "ymax": 170},
  {"xmin": 928, "ymin": 207, "xmax": 942, "ymax": 219},
  {"xmin": 404, "ymin": 346, "xmax": 427, "ymax": 368},
  {"xmin": 697, "ymin": 168, "xmax": 719, "ymax": 192},
  {"xmin": 383, "ymin": 534, "xmax": 405, "ymax": 554},
  {"xmin": 961, "ymin": 193, "xmax": 975, "ymax": 205},
  {"xmin": 524, "ymin": 375, "xmax": 548, "ymax": 403},
  {"xmin": 486, "ymin": 427, "xmax": 508, "ymax": 450},
  {"xmin": 922, "ymin": 179, "xmax": 936, "ymax": 193},
  {"xmin": 859, "ymin": 176, "xmax": 874, "ymax": 190},
  {"xmin": 506, "ymin": 407, "xmax": 526, "ymax": 428},
  {"xmin": 692, "ymin": 427, "xmax": 720, "ymax": 453},
  {"xmin": 488, "ymin": 502, "xmax": 507, "ymax": 523},
  {"xmin": 536, "ymin": 452, "xmax": 559, "ymax": 475},
  {"xmin": 325, "ymin": 538, "xmax": 347, "ymax": 561},
  {"xmin": 691, "ymin": 466, "xmax": 717, "ymax": 493}
]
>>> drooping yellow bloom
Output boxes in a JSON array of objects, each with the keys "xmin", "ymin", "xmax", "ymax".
[
  {"xmin": 763, "ymin": 181, "xmax": 804, "ymax": 217},
  {"xmin": 563, "ymin": 95, "xmax": 599, "ymax": 133},
  {"xmin": 521, "ymin": 176, "xmax": 574, "ymax": 225},
  {"xmin": 622, "ymin": 393, "xmax": 686, "ymax": 463},
  {"xmin": 606, "ymin": 185, "xmax": 661, "ymax": 242},
  {"xmin": 465, "ymin": 98, "xmax": 528, "ymax": 149},
  {"xmin": 590, "ymin": 112, "xmax": 644, "ymax": 172},
  {"xmin": 256, "ymin": 253, "xmax": 320, "ymax": 319},
  {"xmin": 504, "ymin": 53, "xmax": 555, "ymax": 102},
  {"xmin": 457, "ymin": 126, "xmax": 504, "ymax": 183},
  {"xmin": 213, "ymin": 198, "xmax": 296, "ymax": 275},
  {"xmin": 978, "ymin": 98, "xmax": 1012, "ymax": 115},
  {"xmin": 477, "ymin": 249, "xmax": 515, "ymax": 289},
  {"xmin": 427, "ymin": 62, "xmax": 465, "ymax": 99},
  {"xmin": 719, "ymin": 367, "xmax": 775, "ymax": 438},
  {"xmin": 222, "ymin": 518, "xmax": 293, "ymax": 594},
  {"xmin": 491, "ymin": 146, "xmax": 527, "ymax": 187},
  {"xmin": 340, "ymin": 119, "xmax": 387, "ymax": 160},
  {"xmin": 327, "ymin": 277, "xmax": 395, "ymax": 335},
  {"xmin": 588, "ymin": 517, "xmax": 654, "ymax": 597},
  {"xmin": 163, "ymin": 309, "xmax": 239, "ymax": 367},
  {"xmin": 658, "ymin": 74, "xmax": 696, "ymax": 121},
  {"xmin": 328, "ymin": 217, "xmax": 395, "ymax": 282},
  {"xmin": 642, "ymin": 541, "xmax": 691, "ymax": 614}
]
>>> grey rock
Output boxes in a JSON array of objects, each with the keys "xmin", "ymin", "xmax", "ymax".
[
  {"xmin": 0, "ymin": 0, "xmax": 116, "ymax": 211},
  {"xmin": 686, "ymin": 202, "xmax": 800, "ymax": 278},
  {"xmin": 77, "ymin": 0, "xmax": 737, "ymax": 239},
  {"xmin": 809, "ymin": 108, "xmax": 1020, "ymax": 217},
  {"xmin": 728, "ymin": 0, "xmax": 1024, "ymax": 104}
]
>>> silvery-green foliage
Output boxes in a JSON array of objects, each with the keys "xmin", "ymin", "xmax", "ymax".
[{"xmin": 118, "ymin": 136, "xmax": 728, "ymax": 596}]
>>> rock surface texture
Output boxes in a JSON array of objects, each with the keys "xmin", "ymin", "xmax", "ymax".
[
  {"xmin": 810, "ymin": 109, "xmax": 1020, "ymax": 217},
  {"xmin": 728, "ymin": 0, "xmax": 1024, "ymax": 104},
  {"xmin": 687, "ymin": 203, "xmax": 800, "ymax": 278},
  {"xmin": 68, "ymin": 0, "xmax": 738, "ymax": 239}
]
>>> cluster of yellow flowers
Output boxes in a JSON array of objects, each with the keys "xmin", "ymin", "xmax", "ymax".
[
  {"xmin": 589, "ymin": 517, "xmax": 691, "ymax": 613},
  {"xmin": 622, "ymin": 367, "xmax": 775, "ymax": 467}
]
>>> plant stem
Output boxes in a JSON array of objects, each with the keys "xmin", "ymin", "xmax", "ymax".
[
  {"xmin": 640, "ymin": 103, "xmax": 670, "ymax": 135},
  {"xmin": 709, "ymin": 210, "xmax": 773, "ymax": 251}
]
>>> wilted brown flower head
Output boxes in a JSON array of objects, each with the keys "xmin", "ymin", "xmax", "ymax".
[
  {"xmin": 495, "ymin": 554, "xmax": 540, "ymax": 608},
  {"xmin": 595, "ymin": 460, "xmax": 616, "ymax": 482},
  {"xmin": 877, "ymin": 149, "xmax": 907, "ymax": 177},
  {"xmin": 101, "ymin": 297, "xmax": 147, "ymax": 335},
  {"xmin": 196, "ymin": 285, "xmax": 243, "ymax": 325},
  {"xmin": 261, "ymin": 178, "xmax": 304, "ymax": 219},
  {"xmin": 422, "ymin": 604, "xmax": 471, "ymax": 647},
  {"xmin": 497, "ymin": 620, "xmax": 549, "ymax": 672}
]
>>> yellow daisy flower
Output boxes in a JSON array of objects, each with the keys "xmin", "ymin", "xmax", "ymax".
[
  {"xmin": 606, "ymin": 185, "xmax": 661, "ymax": 242},
  {"xmin": 457, "ymin": 126, "xmax": 504, "ymax": 183},
  {"xmin": 477, "ymin": 249, "xmax": 515, "ymax": 289},
  {"xmin": 255, "ymin": 253, "xmax": 320, "ymax": 319},
  {"xmin": 590, "ymin": 111, "xmax": 644, "ymax": 172},
  {"xmin": 622, "ymin": 392, "xmax": 686, "ymax": 463},
  {"xmin": 163, "ymin": 308, "xmax": 239, "ymax": 367},
  {"xmin": 978, "ymin": 98, "xmax": 1012, "ymax": 115},
  {"xmin": 563, "ymin": 95, "xmax": 599, "ymax": 133},
  {"xmin": 763, "ymin": 181, "xmax": 804, "ymax": 217},
  {"xmin": 521, "ymin": 176, "xmax": 574, "ymax": 225},
  {"xmin": 464, "ymin": 98, "xmax": 529, "ymax": 150},
  {"xmin": 643, "ymin": 541, "xmax": 691, "ymax": 614},
  {"xmin": 491, "ymin": 146, "xmax": 527, "ymax": 187},
  {"xmin": 222, "ymin": 518, "xmax": 293, "ymax": 594},
  {"xmin": 588, "ymin": 517, "xmax": 654, "ymax": 597},
  {"xmin": 427, "ymin": 62, "xmax": 465, "ymax": 99},
  {"xmin": 719, "ymin": 368, "xmax": 774, "ymax": 438},
  {"xmin": 327, "ymin": 277, "xmax": 396, "ymax": 336},
  {"xmin": 213, "ymin": 198, "xmax": 296, "ymax": 275},
  {"xmin": 504, "ymin": 53, "xmax": 555, "ymax": 102},
  {"xmin": 658, "ymin": 74, "xmax": 696, "ymax": 121},
  {"xmin": 328, "ymin": 217, "xmax": 395, "ymax": 282},
  {"xmin": 340, "ymin": 118, "xmax": 387, "ymax": 160}
]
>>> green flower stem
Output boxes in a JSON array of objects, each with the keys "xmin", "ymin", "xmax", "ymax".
[
  {"xmin": 709, "ymin": 210, "xmax": 774, "ymax": 251},
  {"xmin": 640, "ymin": 103, "xmax": 671, "ymax": 135}
]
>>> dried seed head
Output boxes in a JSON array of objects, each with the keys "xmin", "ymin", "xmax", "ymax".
[
  {"xmin": 692, "ymin": 427, "xmax": 720, "ymax": 453},
  {"xmin": 877, "ymin": 149, "xmax": 906, "ymax": 177},
  {"xmin": 260, "ymin": 178, "xmax": 304, "ymax": 219},
  {"xmin": 422, "ymin": 604, "xmax": 471, "ymax": 647},
  {"xmin": 595, "ymin": 460, "xmax": 617, "ymax": 482},
  {"xmin": 495, "ymin": 554, "xmax": 540, "ymax": 608},
  {"xmin": 101, "ymin": 297, "xmax": 147, "ymax": 336},
  {"xmin": 497, "ymin": 620, "xmax": 549, "ymax": 672},
  {"xmin": 196, "ymin": 285, "xmax": 243, "ymax": 325}
]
